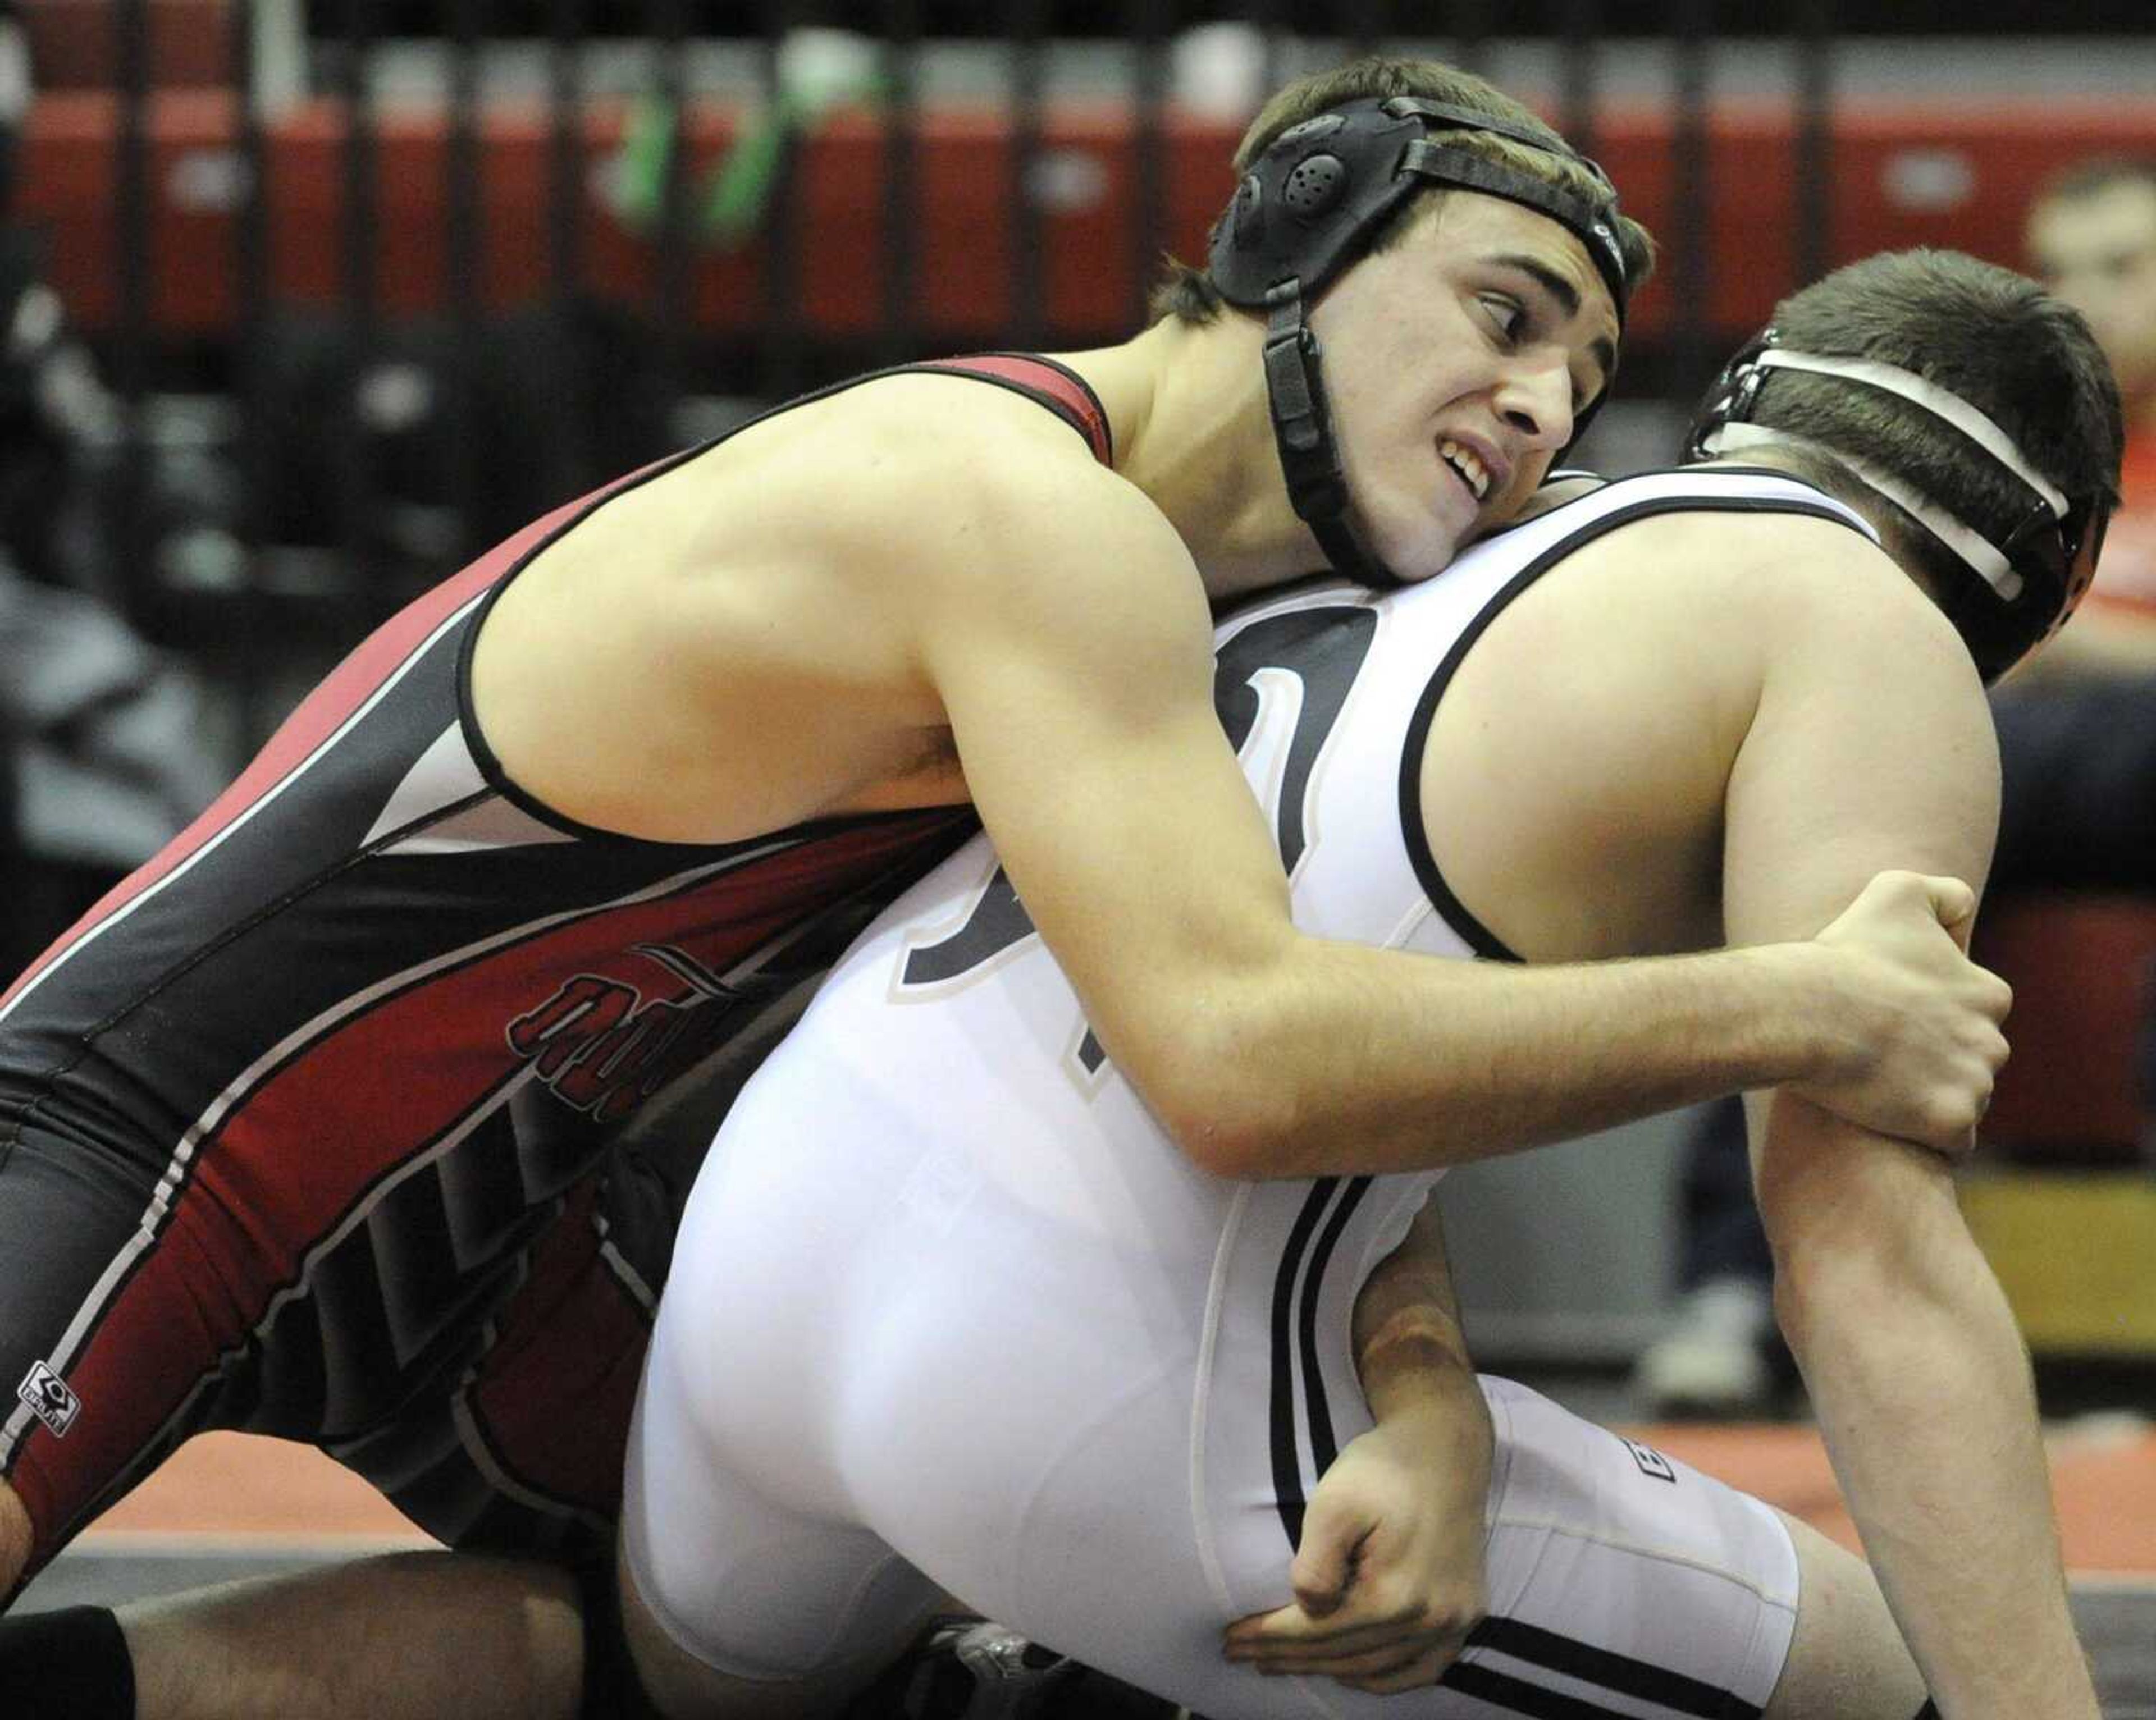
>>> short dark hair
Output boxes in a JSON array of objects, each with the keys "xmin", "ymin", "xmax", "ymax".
[
  {"xmin": 1149, "ymin": 55, "xmax": 1655, "ymax": 326},
  {"xmin": 1742, "ymin": 249, "xmax": 2122, "ymax": 593}
]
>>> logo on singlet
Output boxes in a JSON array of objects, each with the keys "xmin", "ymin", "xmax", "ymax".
[
  {"xmin": 16, "ymin": 1361, "xmax": 81, "ymax": 1439},
  {"xmin": 1619, "ymin": 1434, "xmax": 1678, "ymax": 1484},
  {"xmin": 505, "ymin": 943, "xmax": 744, "ymax": 1126}
]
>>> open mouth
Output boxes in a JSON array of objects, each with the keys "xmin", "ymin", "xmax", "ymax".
[{"xmin": 1439, "ymin": 437, "xmax": 1492, "ymax": 502}]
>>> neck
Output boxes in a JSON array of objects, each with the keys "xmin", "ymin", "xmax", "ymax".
[{"xmin": 1059, "ymin": 315, "xmax": 1333, "ymax": 603}]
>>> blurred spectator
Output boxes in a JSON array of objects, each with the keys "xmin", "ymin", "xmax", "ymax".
[
  {"xmin": 0, "ymin": 560, "xmax": 226, "ymax": 972},
  {"xmin": 2022, "ymin": 156, "xmax": 2156, "ymax": 679},
  {"xmin": 1635, "ymin": 163, "xmax": 2156, "ymax": 1419},
  {"xmin": 251, "ymin": 298, "xmax": 676, "ymax": 609},
  {"xmin": 0, "ymin": 2, "xmax": 222, "ymax": 972}
]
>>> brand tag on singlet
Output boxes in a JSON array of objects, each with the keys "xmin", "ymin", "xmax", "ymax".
[
  {"xmin": 1619, "ymin": 1434, "xmax": 1677, "ymax": 1484},
  {"xmin": 16, "ymin": 1361, "xmax": 81, "ymax": 1439}
]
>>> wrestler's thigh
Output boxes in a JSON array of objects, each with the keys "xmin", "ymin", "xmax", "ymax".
[
  {"xmin": 990, "ymin": 1373, "xmax": 1814, "ymax": 1720},
  {"xmin": 0, "ymin": 1119, "xmax": 178, "ymax": 1583},
  {"xmin": 1452, "ymin": 1376, "xmax": 1805, "ymax": 1719}
]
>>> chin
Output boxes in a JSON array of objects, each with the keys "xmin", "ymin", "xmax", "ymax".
[
  {"xmin": 1381, "ymin": 515, "xmax": 1467, "ymax": 584},
  {"xmin": 1346, "ymin": 485, "xmax": 1470, "ymax": 584},
  {"xmin": 1385, "ymin": 555, "xmax": 1450, "ymax": 587}
]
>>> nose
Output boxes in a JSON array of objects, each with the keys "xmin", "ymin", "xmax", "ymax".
[{"xmin": 1493, "ymin": 354, "xmax": 1575, "ymax": 452}]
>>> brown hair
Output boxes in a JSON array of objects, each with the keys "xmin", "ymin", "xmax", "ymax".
[
  {"xmin": 1744, "ymin": 249, "xmax": 2122, "ymax": 590},
  {"xmin": 1149, "ymin": 54, "xmax": 1655, "ymax": 325}
]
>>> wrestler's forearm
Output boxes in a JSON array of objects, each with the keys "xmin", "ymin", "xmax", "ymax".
[
  {"xmin": 1759, "ymin": 1104, "xmax": 2096, "ymax": 1720},
  {"xmin": 1167, "ymin": 910, "xmax": 1986, "ymax": 1181},
  {"xmin": 1351, "ymin": 1201, "xmax": 1487, "ymax": 1445}
]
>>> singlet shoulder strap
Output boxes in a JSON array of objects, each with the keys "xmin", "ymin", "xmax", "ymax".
[{"xmin": 903, "ymin": 353, "xmax": 1115, "ymax": 468}]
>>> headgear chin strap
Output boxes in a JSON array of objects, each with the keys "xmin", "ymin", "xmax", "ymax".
[
  {"xmin": 1688, "ymin": 329, "xmax": 2111, "ymax": 683},
  {"xmin": 1209, "ymin": 95, "xmax": 1634, "ymax": 584}
]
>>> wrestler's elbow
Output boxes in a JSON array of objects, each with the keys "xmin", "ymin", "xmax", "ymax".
[
  {"xmin": 1113, "ymin": 1008, "xmax": 1312, "ymax": 1182},
  {"xmin": 1157, "ymin": 1092, "xmax": 1299, "ymax": 1182}
]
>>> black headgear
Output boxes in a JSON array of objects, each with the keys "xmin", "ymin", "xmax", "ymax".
[
  {"xmin": 1207, "ymin": 95, "xmax": 1635, "ymax": 583},
  {"xmin": 1688, "ymin": 328, "xmax": 2112, "ymax": 683}
]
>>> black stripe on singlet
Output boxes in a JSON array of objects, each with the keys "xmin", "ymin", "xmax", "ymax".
[
  {"xmin": 1266, "ymin": 1175, "xmax": 1373, "ymax": 1548},
  {"xmin": 1458, "ymin": 1616, "xmax": 1764, "ymax": 1719},
  {"xmin": 1295, "ymin": 1175, "xmax": 1372, "ymax": 1482},
  {"xmin": 1441, "ymin": 1660, "xmax": 1641, "ymax": 1719},
  {"xmin": 1268, "ymin": 1178, "xmax": 1339, "ymax": 1548}
]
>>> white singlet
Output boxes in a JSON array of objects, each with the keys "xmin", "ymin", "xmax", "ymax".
[{"xmin": 624, "ymin": 469, "xmax": 1878, "ymax": 1719}]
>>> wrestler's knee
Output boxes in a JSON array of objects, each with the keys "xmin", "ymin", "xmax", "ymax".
[
  {"xmin": 611, "ymin": 1538, "xmax": 858, "ymax": 1720},
  {"xmin": 601, "ymin": 1539, "xmax": 712, "ymax": 1720},
  {"xmin": 1762, "ymin": 1508, "xmax": 1927, "ymax": 1720}
]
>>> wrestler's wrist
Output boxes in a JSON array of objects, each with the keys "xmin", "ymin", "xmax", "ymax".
[
  {"xmin": 1356, "ymin": 1319, "xmax": 1478, "ymax": 1425},
  {"xmin": 1729, "ymin": 941, "xmax": 1850, "ymax": 1091}
]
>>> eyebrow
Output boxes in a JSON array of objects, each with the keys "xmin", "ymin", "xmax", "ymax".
[{"xmin": 1490, "ymin": 250, "xmax": 1619, "ymax": 392}]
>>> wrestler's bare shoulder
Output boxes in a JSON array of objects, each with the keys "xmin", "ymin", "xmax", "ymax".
[
  {"xmin": 467, "ymin": 369, "xmax": 1161, "ymax": 844},
  {"xmin": 727, "ymin": 369, "xmax": 1153, "ymax": 580}
]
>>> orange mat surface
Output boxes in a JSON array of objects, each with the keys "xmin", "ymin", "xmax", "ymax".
[{"xmin": 77, "ymin": 1419, "xmax": 2156, "ymax": 1572}]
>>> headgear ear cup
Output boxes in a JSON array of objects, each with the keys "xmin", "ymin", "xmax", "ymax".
[{"xmin": 1280, "ymin": 154, "xmax": 1349, "ymax": 219}]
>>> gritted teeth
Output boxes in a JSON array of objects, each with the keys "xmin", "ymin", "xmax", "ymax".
[{"xmin": 1440, "ymin": 437, "xmax": 1491, "ymax": 500}]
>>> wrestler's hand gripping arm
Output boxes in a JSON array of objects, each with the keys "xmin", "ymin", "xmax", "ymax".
[
  {"xmin": 1221, "ymin": 1196, "xmax": 1489, "ymax": 1691},
  {"xmin": 915, "ymin": 458, "xmax": 2008, "ymax": 1181}
]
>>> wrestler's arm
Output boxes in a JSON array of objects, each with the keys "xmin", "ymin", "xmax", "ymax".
[
  {"xmin": 913, "ymin": 456, "xmax": 2002, "ymax": 1177},
  {"xmin": 1223, "ymin": 1196, "xmax": 1491, "ymax": 1690},
  {"xmin": 1721, "ymin": 554, "xmax": 2096, "ymax": 1719}
]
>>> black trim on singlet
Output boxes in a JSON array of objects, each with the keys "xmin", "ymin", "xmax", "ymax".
[
  {"xmin": 1458, "ymin": 1616, "xmax": 1765, "ymax": 1719},
  {"xmin": 1294, "ymin": 1175, "xmax": 1371, "ymax": 1483},
  {"xmin": 1440, "ymin": 1658, "xmax": 1641, "ymax": 1718},
  {"xmin": 1397, "ymin": 475, "xmax": 1877, "ymax": 964},
  {"xmin": 1266, "ymin": 1174, "xmax": 1375, "ymax": 1550},
  {"xmin": 1267, "ymin": 1178, "xmax": 1337, "ymax": 1549},
  {"xmin": 454, "ymin": 354, "xmax": 1110, "ymax": 849}
]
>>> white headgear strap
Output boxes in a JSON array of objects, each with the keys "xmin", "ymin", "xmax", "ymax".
[
  {"xmin": 1700, "ymin": 422, "xmax": 2025, "ymax": 601},
  {"xmin": 1749, "ymin": 347, "xmax": 2068, "ymax": 519}
]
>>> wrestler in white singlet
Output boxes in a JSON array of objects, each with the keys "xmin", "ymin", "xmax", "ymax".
[{"xmin": 625, "ymin": 469, "xmax": 1881, "ymax": 1720}]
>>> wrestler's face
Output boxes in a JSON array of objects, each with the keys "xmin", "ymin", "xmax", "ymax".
[
  {"xmin": 2029, "ymin": 177, "xmax": 2156, "ymax": 410},
  {"xmin": 1308, "ymin": 191, "xmax": 1620, "ymax": 583}
]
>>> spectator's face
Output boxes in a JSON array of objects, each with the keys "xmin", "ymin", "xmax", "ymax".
[{"xmin": 2027, "ymin": 179, "xmax": 2156, "ymax": 411}]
